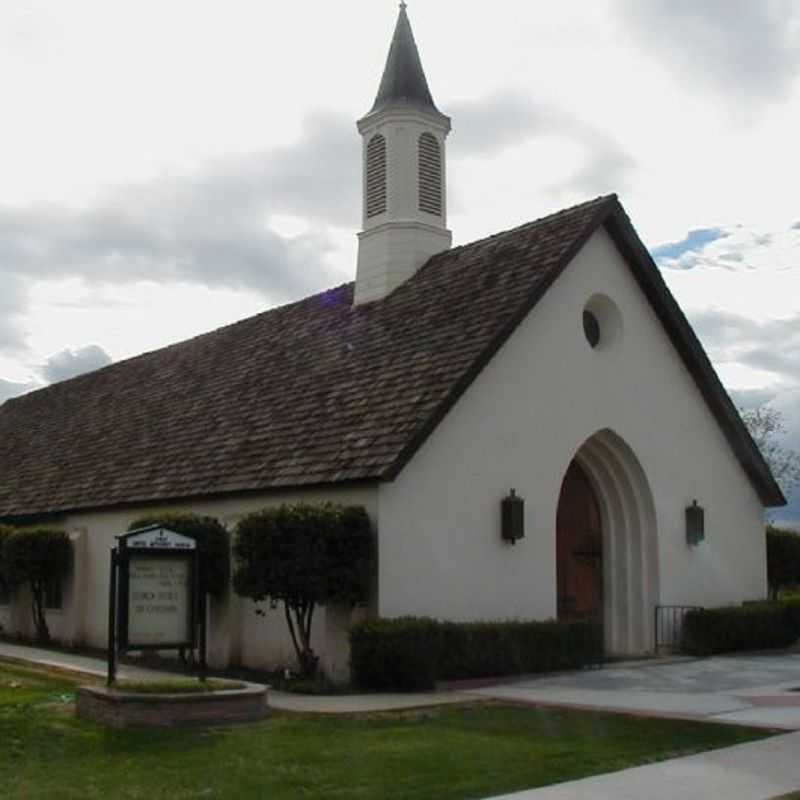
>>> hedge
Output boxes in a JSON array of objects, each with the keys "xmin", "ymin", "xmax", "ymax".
[
  {"xmin": 783, "ymin": 597, "xmax": 800, "ymax": 638},
  {"xmin": 128, "ymin": 512, "xmax": 230, "ymax": 597},
  {"xmin": 438, "ymin": 619, "xmax": 603, "ymax": 680},
  {"xmin": 681, "ymin": 604, "xmax": 797, "ymax": 656},
  {"xmin": 350, "ymin": 617, "xmax": 603, "ymax": 691},
  {"xmin": 350, "ymin": 617, "xmax": 441, "ymax": 691}
]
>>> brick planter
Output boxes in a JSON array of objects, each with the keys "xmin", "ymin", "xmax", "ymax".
[{"xmin": 76, "ymin": 683, "xmax": 269, "ymax": 728}]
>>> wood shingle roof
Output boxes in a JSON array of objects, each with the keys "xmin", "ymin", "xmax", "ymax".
[{"xmin": 0, "ymin": 195, "xmax": 784, "ymax": 519}]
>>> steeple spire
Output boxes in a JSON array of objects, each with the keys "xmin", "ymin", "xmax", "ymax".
[
  {"xmin": 353, "ymin": 4, "xmax": 452, "ymax": 305},
  {"xmin": 370, "ymin": 3, "xmax": 439, "ymax": 115}
]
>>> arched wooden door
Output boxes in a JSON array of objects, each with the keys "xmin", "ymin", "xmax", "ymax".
[{"xmin": 556, "ymin": 461, "xmax": 603, "ymax": 625}]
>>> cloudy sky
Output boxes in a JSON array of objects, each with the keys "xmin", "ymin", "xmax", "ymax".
[{"xmin": 1, "ymin": 0, "xmax": 799, "ymax": 522}]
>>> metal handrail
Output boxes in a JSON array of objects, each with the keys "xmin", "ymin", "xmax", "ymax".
[{"xmin": 654, "ymin": 604, "xmax": 702, "ymax": 653}]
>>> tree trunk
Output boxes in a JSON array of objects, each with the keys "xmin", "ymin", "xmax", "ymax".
[
  {"xmin": 284, "ymin": 601, "xmax": 318, "ymax": 676},
  {"xmin": 31, "ymin": 581, "xmax": 50, "ymax": 644}
]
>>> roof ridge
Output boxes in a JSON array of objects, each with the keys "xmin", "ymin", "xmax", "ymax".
[{"xmin": 441, "ymin": 194, "xmax": 617, "ymax": 258}]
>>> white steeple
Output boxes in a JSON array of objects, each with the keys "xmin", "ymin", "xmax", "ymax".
[{"xmin": 353, "ymin": 3, "xmax": 452, "ymax": 305}]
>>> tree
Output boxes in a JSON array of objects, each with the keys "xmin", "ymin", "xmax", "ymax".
[
  {"xmin": 766, "ymin": 525, "xmax": 800, "ymax": 600},
  {"xmin": 2, "ymin": 527, "xmax": 72, "ymax": 643},
  {"xmin": 128, "ymin": 512, "xmax": 230, "ymax": 597},
  {"xmin": 233, "ymin": 503, "xmax": 374, "ymax": 676},
  {"xmin": 741, "ymin": 405, "xmax": 800, "ymax": 495}
]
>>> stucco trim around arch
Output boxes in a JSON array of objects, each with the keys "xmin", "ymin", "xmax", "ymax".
[{"xmin": 571, "ymin": 428, "xmax": 659, "ymax": 654}]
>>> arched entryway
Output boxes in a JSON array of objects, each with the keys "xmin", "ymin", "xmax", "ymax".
[
  {"xmin": 556, "ymin": 461, "xmax": 603, "ymax": 625},
  {"xmin": 556, "ymin": 429, "xmax": 659, "ymax": 655}
]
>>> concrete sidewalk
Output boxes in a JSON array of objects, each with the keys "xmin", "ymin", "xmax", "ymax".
[
  {"xmin": 467, "ymin": 652, "xmax": 800, "ymax": 730},
  {"xmin": 0, "ymin": 640, "xmax": 178, "ymax": 682},
  {"xmin": 0, "ymin": 640, "xmax": 473, "ymax": 713},
  {"xmin": 485, "ymin": 731, "xmax": 800, "ymax": 800}
]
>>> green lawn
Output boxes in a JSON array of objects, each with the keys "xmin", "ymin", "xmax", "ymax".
[
  {"xmin": 113, "ymin": 678, "xmax": 245, "ymax": 694},
  {"xmin": 0, "ymin": 660, "xmax": 777, "ymax": 800}
]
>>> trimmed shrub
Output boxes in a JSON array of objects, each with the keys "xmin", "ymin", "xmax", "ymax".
[
  {"xmin": 783, "ymin": 597, "xmax": 800, "ymax": 638},
  {"xmin": 438, "ymin": 619, "xmax": 602, "ymax": 680},
  {"xmin": 128, "ymin": 512, "xmax": 230, "ymax": 597},
  {"xmin": 767, "ymin": 526, "xmax": 800, "ymax": 599},
  {"xmin": 3, "ymin": 527, "xmax": 72, "ymax": 643},
  {"xmin": 0, "ymin": 525, "xmax": 14, "ymax": 580},
  {"xmin": 234, "ymin": 503, "xmax": 374, "ymax": 676},
  {"xmin": 350, "ymin": 617, "xmax": 441, "ymax": 691},
  {"xmin": 681, "ymin": 604, "xmax": 796, "ymax": 656},
  {"xmin": 349, "ymin": 617, "xmax": 603, "ymax": 691},
  {"xmin": 0, "ymin": 524, "xmax": 13, "ymax": 593}
]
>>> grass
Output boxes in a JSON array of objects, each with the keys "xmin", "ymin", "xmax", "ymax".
[
  {"xmin": 112, "ymin": 678, "xmax": 245, "ymax": 694},
  {"xmin": 0, "ymin": 659, "xmax": 778, "ymax": 800}
]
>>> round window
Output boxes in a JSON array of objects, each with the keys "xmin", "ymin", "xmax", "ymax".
[
  {"xmin": 582, "ymin": 295, "xmax": 623, "ymax": 351},
  {"xmin": 583, "ymin": 310, "xmax": 601, "ymax": 348}
]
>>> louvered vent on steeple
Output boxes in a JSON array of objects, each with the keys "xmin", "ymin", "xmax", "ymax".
[
  {"xmin": 418, "ymin": 132, "xmax": 442, "ymax": 216},
  {"xmin": 366, "ymin": 134, "xmax": 387, "ymax": 218}
]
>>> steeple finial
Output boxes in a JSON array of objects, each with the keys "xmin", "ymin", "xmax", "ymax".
[{"xmin": 370, "ymin": 3, "xmax": 438, "ymax": 114}]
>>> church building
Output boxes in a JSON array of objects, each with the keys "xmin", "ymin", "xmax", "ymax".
[{"xmin": 0, "ymin": 5, "xmax": 784, "ymax": 679}]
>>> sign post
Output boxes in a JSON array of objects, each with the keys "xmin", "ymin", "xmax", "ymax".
[{"xmin": 107, "ymin": 525, "xmax": 206, "ymax": 685}]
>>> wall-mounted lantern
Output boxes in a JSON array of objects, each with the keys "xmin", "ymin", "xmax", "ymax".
[
  {"xmin": 501, "ymin": 489, "xmax": 525, "ymax": 544},
  {"xmin": 686, "ymin": 500, "xmax": 705, "ymax": 546}
]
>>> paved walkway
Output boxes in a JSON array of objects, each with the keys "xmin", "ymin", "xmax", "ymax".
[
  {"xmin": 487, "ymin": 731, "xmax": 800, "ymax": 800},
  {"xmin": 0, "ymin": 640, "xmax": 178, "ymax": 682},
  {"xmin": 0, "ymin": 640, "xmax": 473, "ymax": 713},
  {"xmin": 468, "ymin": 652, "xmax": 800, "ymax": 730}
]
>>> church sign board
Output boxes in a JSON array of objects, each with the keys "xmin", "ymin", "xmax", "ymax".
[{"xmin": 107, "ymin": 525, "xmax": 206, "ymax": 684}]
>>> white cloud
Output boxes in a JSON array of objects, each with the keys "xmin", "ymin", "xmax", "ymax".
[
  {"xmin": 659, "ymin": 223, "xmax": 800, "ymax": 275},
  {"xmin": 0, "ymin": 112, "xmax": 356, "ymax": 306},
  {"xmin": 617, "ymin": 0, "xmax": 800, "ymax": 109},
  {"xmin": 0, "ymin": 377, "xmax": 37, "ymax": 404},
  {"xmin": 39, "ymin": 344, "xmax": 112, "ymax": 384},
  {"xmin": 450, "ymin": 93, "xmax": 635, "ymax": 196}
]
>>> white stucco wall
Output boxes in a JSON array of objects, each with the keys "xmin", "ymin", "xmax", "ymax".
[
  {"xmin": 3, "ymin": 485, "xmax": 377, "ymax": 680},
  {"xmin": 377, "ymin": 227, "xmax": 767, "ymax": 649}
]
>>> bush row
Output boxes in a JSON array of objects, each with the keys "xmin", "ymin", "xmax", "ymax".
[
  {"xmin": 350, "ymin": 617, "xmax": 603, "ymax": 691},
  {"xmin": 681, "ymin": 602, "xmax": 799, "ymax": 656},
  {"xmin": 782, "ymin": 597, "xmax": 800, "ymax": 638}
]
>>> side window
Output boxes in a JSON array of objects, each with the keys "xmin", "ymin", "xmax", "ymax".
[
  {"xmin": 418, "ymin": 132, "xmax": 442, "ymax": 216},
  {"xmin": 366, "ymin": 134, "xmax": 387, "ymax": 218}
]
